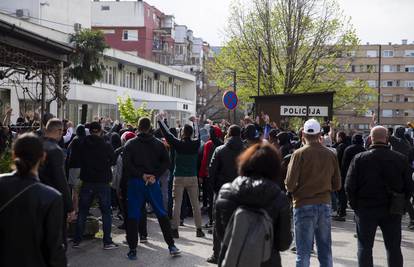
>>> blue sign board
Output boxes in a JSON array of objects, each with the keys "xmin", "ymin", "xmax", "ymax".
[{"xmin": 223, "ymin": 91, "xmax": 238, "ymax": 110}]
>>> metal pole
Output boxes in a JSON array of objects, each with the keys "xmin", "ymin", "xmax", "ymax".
[
  {"xmin": 41, "ymin": 71, "xmax": 46, "ymax": 129},
  {"xmin": 257, "ymin": 47, "xmax": 262, "ymax": 96},
  {"xmin": 56, "ymin": 62, "xmax": 63, "ymax": 118},
  {"xmin": 377, "ymin": 44, "xmax": 382, "ymax": 124},
  {"xmin": 233, "ymin": 70, "xmax": 237, "ymax": 124}
]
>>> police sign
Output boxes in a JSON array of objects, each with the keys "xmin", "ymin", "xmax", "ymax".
[{"xmin": 280, "ymin": 106, "xmax": 328, "ymax": 117}]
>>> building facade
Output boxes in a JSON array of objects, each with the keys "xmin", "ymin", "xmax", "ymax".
[
  {"xmin": 0, "ymin": 9, "xmax": 196, "ymax": 126},
  {"xmin": 336, "ymin": 41, "xmax": 414, "ymax": 131},
  {"xmin": 91, "ymin": 0, "xmax": 175, "ymax": 65}
]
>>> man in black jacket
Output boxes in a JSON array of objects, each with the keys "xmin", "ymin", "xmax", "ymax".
[
  {"xmin": 73, "ymin": 121, "xmax": 118, "ymax": 250},
  {"xmin": 123, "ymin": 118, "xmax": 180, "ymax": 260},
  {"xmin": 333, "ymin": 134, "xmax": 366, "ymax": 221},
  {"xmin": 207, "ymin": 125, "xmax": 244, "ymax": 264},
  {"xmin": 39, "ymin": 118, "xmax": 74, "ymax": 249},
  {"xmin": 345, "ymin": 126, "xmax": 413, "ymax": 267}
]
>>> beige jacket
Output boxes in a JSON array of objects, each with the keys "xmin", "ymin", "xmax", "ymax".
[{"xmin": 285, "ymin": 142, "xmax": 341, "ymax": 208}]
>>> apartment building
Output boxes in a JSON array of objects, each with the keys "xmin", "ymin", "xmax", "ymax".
[
  {"xmin": 336, "ymin": 41, "xmax": 414, "ymax": 131},
  {"xmin": 91, "ymin": 0, "xmax": 175, "ymax": 65}
]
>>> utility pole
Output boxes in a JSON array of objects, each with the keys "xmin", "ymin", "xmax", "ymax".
[
  {"xmin": 377, "ymin": 44, "xmax": 382, "ymax": 124},
  {"xmin": 257, "ymin": 46, "xmax": 262, "ymax": 96},
  {"xmin": 233, "ymin": 70, "xmax": 237, "ymax": 124},
  {"xmin": 41, "ymin": 71, "xmax": 46, "ymax": 129}
]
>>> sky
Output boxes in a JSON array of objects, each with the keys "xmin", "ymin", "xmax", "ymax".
[{"xmin": 140, "ymin": 0, "xmax": 414, "ymax": 46}]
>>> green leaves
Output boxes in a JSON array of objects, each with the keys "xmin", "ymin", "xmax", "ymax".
[
  {"xmin": 68, "ymin": 29, "xmax": 109, "ymax": 85},
  {"xmin": 117, "ymin": 96, "xmax": 153, "ymax": 127}
]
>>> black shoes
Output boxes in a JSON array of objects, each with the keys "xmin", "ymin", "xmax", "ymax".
[
  {"xmin": 332, "ymin": 215, "xmax": 346, "ymax": 222},
  {"xmin": 206, "ymin": 254, "xmax": 218, "ymax": 264},
  {"xmin": 171, "ymin": 229, "xmax": 179, "ymax": 239},
  {"xmin": 196, "ymin": 228, "xmax": 205, "ymax": 237}
]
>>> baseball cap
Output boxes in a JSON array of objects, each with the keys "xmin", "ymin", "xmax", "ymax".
[
  {"xmin": 303, "ymin": 119, "xmax": 321, "ymax": 135},
  {"xmin": 121, "ymin": 131, "xmax": 136, "ymax": 142},
  {"xmin": 89, "ymin": 121, "xmax": 102, "ymax": 133}
]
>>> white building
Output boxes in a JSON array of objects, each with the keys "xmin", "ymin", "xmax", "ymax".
[
  {"xmin": 0, "ymin": 0, "xmax": 91, "ymax": 34},
  {"xmin": 0, "ymin": 10, "xmax": 196, "ymax": 126}
]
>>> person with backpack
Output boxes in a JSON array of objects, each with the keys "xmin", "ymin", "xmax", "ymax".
[
  {"xmin": 215, "ymin": 143, "xmax": 292, "ymax": 267},
  {"xmin": 0, "ymin": 133, "xmax": 67, "ymax": 267}
]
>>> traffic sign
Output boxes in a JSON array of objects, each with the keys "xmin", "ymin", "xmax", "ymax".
[{"xmin": 223, "ymin": 91, "xmax": 238, "ymax": 110}]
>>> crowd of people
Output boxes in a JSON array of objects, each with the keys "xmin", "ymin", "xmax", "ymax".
[{"xmin": 0, "ymin": 109, "xmax": 413, "ymax": 267}]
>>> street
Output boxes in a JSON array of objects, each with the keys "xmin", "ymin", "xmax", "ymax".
[{"xmin": 67, "ymin": 211, "xmax": 414, "ymax": 267}]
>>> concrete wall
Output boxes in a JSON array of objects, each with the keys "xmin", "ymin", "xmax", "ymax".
[
  {"xmin": 91, "ymin": 0, "xmax": 144, "ymax": 27},
  {"xmin": 0, "ymin": 0, "xmax": 91, "ymax": 33}
]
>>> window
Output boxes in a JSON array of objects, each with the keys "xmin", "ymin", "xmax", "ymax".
[
  {"xmin": 406, "ymin": 81, "xmax": 414, "ymax": 87},
  {"xmin": 383, "ymin": 50, "xmax": 394, "ymax": 57},
  {"xmin": 383, "ymin": 65, "xmax": 395, "ymax": 72},
  {"xmin": 382, "ymin": 110, "xmax": 393, "ymax": 117},
  {"xmin": 383, "ymin": 80, "xmax": 393, "ymax": 87},
  {"xmin": 101, "ymin": 6, "xmax": 110, "ymax": 11},
  {"xmin": 367, "ymin": 80, "xmax": 376, "ymax": 87},
  {"xmin": 405, "ymin": 65, "xmax": 414, "ymax": 72},
  {"xmin": 405, "ymin": 50, "xmax": 414, "ymax": 57},
  {"xmin": 345, "ymin": 51, "xmax": 355, "ymax": 57},
  {"xmin": 122, "ymin": 30, "xmax": 138, "ymax": 41},
  {"xmin": 351, "ymin": 65, "xmax": 355, "ymax": 73},
  {"xmin": 366, "ymin": 50, "xmax": 377, "ymax": 57},
  {"xmin": 382, "ymin": 95, "xmax": 393, "ymax": 103},
  {"xmin": 397, "ymin": 65, "xmax": 401, "ymax": 72}
]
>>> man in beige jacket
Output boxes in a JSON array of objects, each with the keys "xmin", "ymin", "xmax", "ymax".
[{"xmin": 286, "ymin": 119, "xmax": 341, "ymax": 267}]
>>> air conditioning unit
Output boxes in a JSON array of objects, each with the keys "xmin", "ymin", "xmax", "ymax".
[
  {"xmin": 16, "ymin": 9, "xmax": 30, "ymax": 20},
  {"xmin": 74, "ymin": 23, "xmax": 82, "ymax": 32}
]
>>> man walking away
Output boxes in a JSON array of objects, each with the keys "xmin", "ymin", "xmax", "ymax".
[
  {"xmin": 333, "ymin": 134, "xmax": 366, "ymax": 222},
  {"xmin": 286, "ymin": 119, "xmax": 341, "ymax": 267},
  {"xmin": 345, "ymin": 126, "xmax": 413, "ymax": 267},
  {"xmin": 39, "ymin": 118, "xmax": 74, "ymax": 249},
  {"xmin": 157, "ymin": 115, "xmax": 205, "ymax": 238},
  {"xmin": 73, "ymin": 121, "xmax": 118, "ymax": 250},
  {"xmin": 206, "ymin": 125, "xmax": 244, "ymax": 264},
  {"xmin": 123, "ymin": 118, "xmax": 180, "ymax": 260}
]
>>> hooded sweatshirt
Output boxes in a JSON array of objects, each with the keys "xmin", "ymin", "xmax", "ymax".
[{"xmin": 80, "ymin": 134, "xmax": 116, "ymax": 183}]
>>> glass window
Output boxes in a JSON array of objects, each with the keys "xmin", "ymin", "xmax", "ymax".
[
  {"xmin": 383, "ymin": 50, "xmax": 394, "ymax": 57},
  {"xmin": 366, "ymin": 50, "xmax": 377, "ymax": 57},
  {"xmin": 405, "ymin": 65, "xmax": 414, "ymax": 72},
  {"xmin": 367, "ymin": 80, "xmax": 376, "ymax": 87},
  {"xmin": 405, "ymin": 50, "xmax": 414, "ymax": 57},
  {"xmin": 382, "ymin": 110, "xmax": 393, "ymax": 117},
  {"xmin": 406, "ymin": 81, "xmax": 414, "ymax": 87},
  {"xmin": 122, "ymin": 30, "xmax": 138, "ymax": 41}
]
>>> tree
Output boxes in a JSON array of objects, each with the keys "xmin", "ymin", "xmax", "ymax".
[
  {"xmin": 117, "ymin": 96, "xmax": 153, "ymax": 126},
  {"xmin": 69, "ymin": 29, "xmax": 108, "ymax": 85},
  {"xmin": 210, "ymin": 0, "xmax": 375, "ymax": 114}
]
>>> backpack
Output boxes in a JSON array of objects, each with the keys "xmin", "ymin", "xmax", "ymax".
[{"xmin": 220, "ymin": 206, "xmax": 274, "ymax": 267}]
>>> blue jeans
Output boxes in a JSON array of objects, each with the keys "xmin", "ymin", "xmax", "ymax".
[
  {"xmin": 294, "ymin": 204, "xmax": 333, "ymax": 267},
  {"xmin": 74, "ymin": 183, "xmax": 112, "ymax": 245}
]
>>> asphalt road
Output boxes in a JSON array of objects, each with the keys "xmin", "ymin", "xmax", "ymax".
[{"xmin": 67, "ymin": 211, "xmax": 414, "ymax": 267}]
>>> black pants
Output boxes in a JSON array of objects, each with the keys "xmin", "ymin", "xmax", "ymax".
[
  {"xmin": 355, "ymin": 212, "xmax": 403, "ymax": 267},
  {"xmin": 212, "ymin": 193, "xmax": 220, "ymax": 257},
  {"xmin": 406, "ymin": 197, "xmax": 414, "ymax": 221}
]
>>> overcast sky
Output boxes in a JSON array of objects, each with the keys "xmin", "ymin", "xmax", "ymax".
[{"xmin": 143, "ymin": 0, "xmax": 414, "ymax": 46}]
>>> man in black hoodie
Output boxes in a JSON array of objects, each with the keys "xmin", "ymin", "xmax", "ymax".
[
  {"xmin": 73, "ymin": 121, "xmax": 118, "ymax": 250},
  {"xmin": 206, "ymin": 125, "xmax": 244, "ymax": 264},
  {"xmin": 333, "ymin": 134, "xmax": 366, "ymax": 221},
  {"xmin": 123, "ymin": 117, "xmax": 180, "ymax": 260}
]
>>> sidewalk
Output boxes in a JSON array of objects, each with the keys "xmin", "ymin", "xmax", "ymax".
[{"xmin": 67, "ymin": 212, "xmax": 414, "ymax": 267}]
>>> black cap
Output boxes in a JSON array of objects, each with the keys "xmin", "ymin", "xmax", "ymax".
[{"xmin": 89, "ymin": 121, "xmax": 102, "ymax": 133}]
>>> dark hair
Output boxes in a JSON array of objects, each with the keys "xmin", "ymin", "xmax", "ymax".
[
  {"xmin": 138, "ymin": 117, "xmax": 151, "ymax": 132},
  {"xmin": 42, "ymin": 112, "xmax": 55, "ymax": 127},
  {"xmin": 183, "ymin": 124, "xmax": 193, "ymax": 138},
  {"xmin": 13, "ymin": 133, "xmax": 44, "ymax": 176},
  {"xmin": 238, "ymin": 143, "xmax": 281, "ymax": 182},
  {"xmin": 89, "ymin": 121, "xmax": 102, "ymax": 134},
  {"xmin": 170, "ymin": 127, "xmax": 178, "ymax": 138},
  {"xmin": 337, "ymin": 131, "xmax": 347, "ymax": 143},
  {"xmin": 45, "ymin": 118, "xmax": 63, "ymax": 133},
  {"xmin": 269, "ymin": 129, "xmax": 279, "ymax": 140},
  {"xmin": 228, "ymin": 125, "xmax": 241, "ymax": 137}
]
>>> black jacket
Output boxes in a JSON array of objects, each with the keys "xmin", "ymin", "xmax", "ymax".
[
  {"xmin": 209, "ymin": 137, "xmax": 244, "ymax": 193},
  {"xmin": 123, "ymin": 133, "xmax": 170, "ymax": 179},
  {"xmin": 345, "ymin": 144, "xmax": 413, "ymax": 215},
  {"xmin": 80, "ymin": 134, "xmax": 116, "ymax": 183},
  {"xmin": 215, "ymin": 176, "xmax": 292, "ymax": 267},
  {"xmin": 335, "ymin": 142, "xmax": 348, "ymax": 168},
  {"xmin": 67, "ymin": 136, "xmax": 84, "ymax": 169},
  {"xmin": 39, "ymin": 137, "xmax": 73, "ymax": 213},
  {"xmin": 341, "ymin": 144, "xmax": 366, "ymax": 182},
  {"xmin": 0, "ymin": 173, "xmax": 66, "ymax": 267}
]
